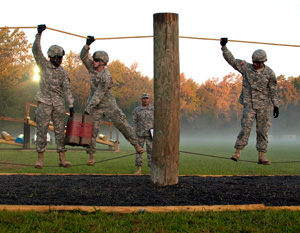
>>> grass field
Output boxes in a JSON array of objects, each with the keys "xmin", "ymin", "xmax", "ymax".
[
  {"xmin": 1, "ymin": 210, "xmax": 300, "ymax": 232},
  {"xmin": 0, "ymin": 138, "xmax": 299, "ymax": 175},
  {"xmin": 1, "ymin": 139, "xmax": 300, "ymax": 232}
]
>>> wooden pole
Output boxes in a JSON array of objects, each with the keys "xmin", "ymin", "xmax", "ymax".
[
  {"xmin": 23, "ymin": 117, "xmax": 30, "ymax": 149},
  {"xmin": 151, "ymin": 13, "xmax": 180, "ymax": 186}
]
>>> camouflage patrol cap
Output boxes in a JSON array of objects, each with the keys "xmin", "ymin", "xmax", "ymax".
[
  {"xmin": 47, "ymin": 45, "xmax": 65, "ymax": 57},
  {"xmin": 93, "ymin": 51, "xmax": 109, "ymax": 64},
  {"xmin": 252, "ymin": 49, "xmax": 267, "ymax": 62},
  {"xmin": 142, "ymin": 93, "xmax": 150, "ymax": 99}
]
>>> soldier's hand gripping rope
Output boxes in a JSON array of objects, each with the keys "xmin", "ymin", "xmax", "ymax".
[
  {"xmin": 86, "ymin": 35, "xmax": 95, "ymax": 45},
  {"xmin": 220, "ymin": 37, "xmax": 228, "ymax": 46},
  {"xmin": 37, "ymin": 24, "xmax": 46, "ymax": 34}
]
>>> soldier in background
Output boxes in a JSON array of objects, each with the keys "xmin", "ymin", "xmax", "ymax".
[
  {"xmin": 32, "ymin": 24, "xmax": 74, "ymax": 169},
  {"xmin": 132, "ymin": 93, "xmax": 154, "ymax": 174},
  {"xmin": 80, "ymin": 36, "xmax": 144, "ymax": 166},
  {"xmin": 220, "ymin": 38, "xmax": 279, "ymax": 165}
]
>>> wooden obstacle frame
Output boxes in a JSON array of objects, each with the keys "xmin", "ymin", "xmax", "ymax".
[{"xmin": 0, "ymin": 102, "xmax": 119, "ymax": 151}]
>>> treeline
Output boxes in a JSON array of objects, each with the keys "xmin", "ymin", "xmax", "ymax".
[
  {"xmin": 180, "ymin": 73, "xmax": 300, "ymax": 137},
  {"xmin": 1, "ymin": 28, "xmax": 300, "ymax": 138}
]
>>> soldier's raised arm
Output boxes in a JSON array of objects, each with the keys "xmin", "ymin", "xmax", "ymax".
[
  {"xmin": 220, "ymin": 37, "xmax": 245, "ymax": 73},
  {"xmin": 32, "ymin": 24, "xmax": 47, "ymax": 66},
  {"xmin": 80, "ymin": 35, "xmax": 95, "ymax": 70}
]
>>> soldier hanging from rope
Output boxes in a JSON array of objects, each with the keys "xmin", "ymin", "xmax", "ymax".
[
  {"xmin": 80, "ymin": 35, "xmax": 144, "ymax": 166},
  {"xmin": 220, "ymin": 38, "xmax": 280, "ymax": 165},
  {"xmin": 32, "ymin": 24, "xmax": 74, "ymax": 169}
]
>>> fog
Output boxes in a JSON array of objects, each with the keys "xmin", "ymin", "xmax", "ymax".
[{"xmin": 0, "ymin": 118, "xmax": 299, "ymax": 148}]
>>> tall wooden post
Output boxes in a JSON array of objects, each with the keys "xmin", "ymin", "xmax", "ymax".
[{"xmin": 151, "ymin": 13, "xmax": 180, "ymax": 186}]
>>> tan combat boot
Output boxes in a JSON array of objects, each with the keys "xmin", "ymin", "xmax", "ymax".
[
  {"xmin": 231, "ymin": 148, "xmax": 242, "ymax": 162},
  {"xmin": 258, "ymin": 151, "xmax": 271, "ymax": 165},
  {"xmin": 59, "ymin": 151, "xmax": 71, "ymax": 168},
  {"xmin": 134, "ymin": 144, "xmax": 145, "ymax": 154},
  {"xmin": 34, "ymin": 152, "xmax": 44, "ymax": 169},
  {"xmin": 87, "ymin": 154, "xmax": 95, "ymax": 166},
  {"xmin": 134, "ymin": 166, "xmax": 142, "ymax": 175}
]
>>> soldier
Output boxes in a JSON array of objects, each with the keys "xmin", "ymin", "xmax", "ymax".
[
  {"xmin": 32, "ymin": 24, "xmax": 74, "ymax": 169},
  {"xmin": 220, "ymin": 38, "xmax": 279, "ymax": 165},
  {"xmin": 132, "ymin": 93, "xmax": 154, "ymax": 174},
  {"xmin": 80, "ymin": 35, "xmax": 144, "ymax": 166}
]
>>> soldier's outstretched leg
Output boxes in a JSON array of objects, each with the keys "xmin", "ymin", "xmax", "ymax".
[{"xmin": 105, "ymin": 104, "xmax": 145, "ymax": 154}]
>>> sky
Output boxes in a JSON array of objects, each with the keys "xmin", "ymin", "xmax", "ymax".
[{"xmin": 1, "ymin": 0, "xmax": 300, "ymax": 84}]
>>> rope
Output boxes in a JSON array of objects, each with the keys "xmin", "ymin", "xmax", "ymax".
[
  {"xmin": 1, "ymin": 26, "xmax": 300, "ymax": 47},
  {"xmin": 71, "ymin": 152, "xmax": 135, "ymax": 167},
  {"xmin": 0, "ymin": 152, "xmax": 135, "ymax": 168},
  {"xmin": 179, "ymin": 150, "xmax": 300, "ymax": 164},
  {"xmin": 95, "ymin": 36, "xmax": 152, "ymax": 40},
  {"xmin": 1, "ymin": 150, "xmax": 300, "ymax": 168}
]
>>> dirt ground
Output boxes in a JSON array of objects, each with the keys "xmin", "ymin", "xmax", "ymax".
[{"xmin": 0, "ymin": 175, "xmax": 300, "ymax": 206}]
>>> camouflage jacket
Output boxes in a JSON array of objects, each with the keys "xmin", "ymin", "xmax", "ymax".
[
  {"xmin": 32, "ymin": 34, "xmax": 74, "ymax": 108},
  {"xmin": 132, "ymin": 104, "xmax": 154, "ymax": 137},
  {"xmin": 222, "ymin": 46, "xmax": 280, "ymax": 109},
  {"xmin": 80, "ymin": 46, "xmax": 114, "ymax": 113}
]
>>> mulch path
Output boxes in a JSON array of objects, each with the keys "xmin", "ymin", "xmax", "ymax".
[{"xmin": 0, "ymin": 175, "xmax": 300, "ymax": 206}]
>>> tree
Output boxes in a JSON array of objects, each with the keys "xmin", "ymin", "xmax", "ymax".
[
  {"xmin": 217, "ymin": 74, "xmax": 234, "ymax": 122},
  {"xmin": 228, "ymin": 73, "xmax": 242, "ymax": 129},
  {"xmin": 203, "ymin": 77, "xmax": 220, "ymax": 128},
  {"xmin": 0, "ymin": 27, "xmax": 33, "ymax": 89},
  {"xmin": 277, "ymin": 75, "xmax": 299, "ymax": 133},
  {"xmin": 107, "ymin": 60, "xmax": 126, "ymax": 86},
  {"xmin": 180, "ymin": 73, "xmax": 201, "ymax": 122},
  {"xmin": 63, "ymin": 51, "xmax": 90, "ymax": 111},
  {"xmin": 109, "ymin": 61, "xmax": 153, "ymax": 117}
]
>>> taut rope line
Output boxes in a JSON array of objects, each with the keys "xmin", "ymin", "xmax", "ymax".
[
  {"xmin": 179, "ymin": 36, "xmax": 300, "ymax": 48},
  {"xmin": 179, "ymin": 151, "xmax": 300, "ymax": 164},
  {"xmin": 1, "ymin": 26, "xmax": 300, "ymax": 47},
  {"xmin": 0, "ymin": 152, "xmax": 136, "ymax": 168},
  {"xmin": 1, "ymin": 151, "xmax": 300, "ymax": 168}
]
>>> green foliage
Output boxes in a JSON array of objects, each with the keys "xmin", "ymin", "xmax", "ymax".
[{"xmin": 0, "ymin": 80, "xmax": 38, "ymax": 118}]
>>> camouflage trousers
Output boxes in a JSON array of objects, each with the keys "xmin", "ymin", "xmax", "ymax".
[
  {"xmin": 135, "ymin": 136, "xmax": 152, "ymax": 167},
  {"xmin": 235, "ymin": 106, "xmax": 271, "ymax": 152},
  {"xmin": 36, "ymin": 102, "xmax": 66, "ymax": 153},
  {"xmin": 86, "ymin": 92, "xmax": 138, "ymax": 155}
]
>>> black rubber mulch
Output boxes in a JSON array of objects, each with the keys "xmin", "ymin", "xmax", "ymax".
[{"xmin": 0, "ymin": 175, "xmax": 299, "ymax": 206}]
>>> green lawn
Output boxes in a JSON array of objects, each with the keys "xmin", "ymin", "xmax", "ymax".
[
  {"xmin": 1, "ymin": 209, "xmax": 300, "ymax": 232},
  {"xmin": 0, "ymin": 139, "xmax": 299, "ymax": 175}
]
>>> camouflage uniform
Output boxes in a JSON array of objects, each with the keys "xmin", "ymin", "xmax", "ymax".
[
  {"xmin": 80, "ymin": 46, "xmax": 139, "ymax": 155},
  {"xmin": 222, "ymin": 46, "xmax": 279, "ymax": 152},
  {"xmin": 132, "ymin": 101, "xmax": 154, "ymax": 167},
  {"xmin": 32, "ymin": 34, "xmax": 74, "ymax": 153}
]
